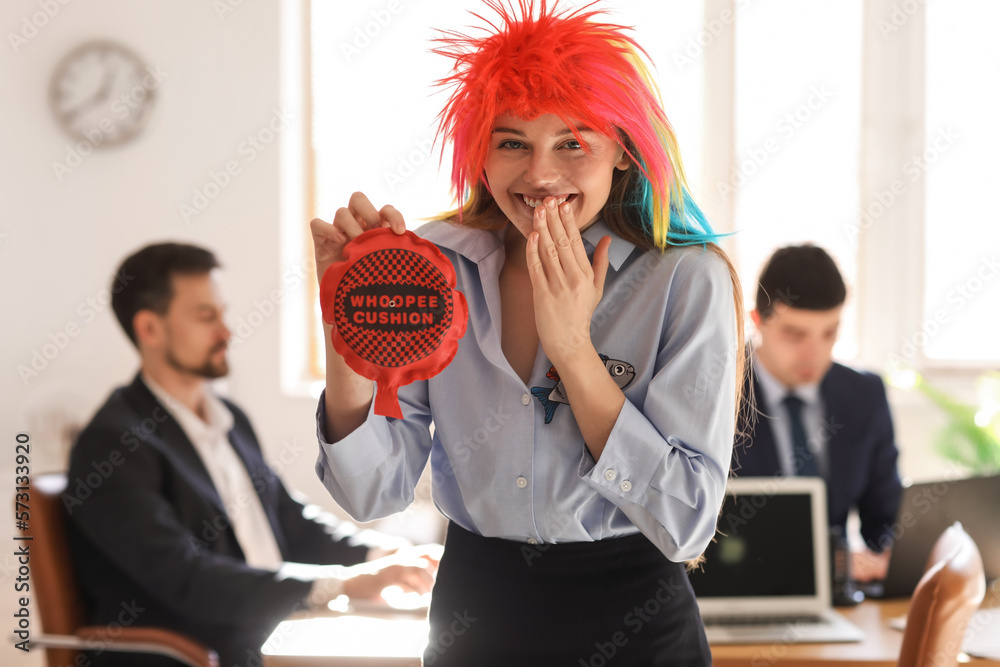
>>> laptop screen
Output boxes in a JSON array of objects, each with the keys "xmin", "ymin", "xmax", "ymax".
[{"xmin": 688, "ymin": 491, "xmax": 817, "ymax": 598}]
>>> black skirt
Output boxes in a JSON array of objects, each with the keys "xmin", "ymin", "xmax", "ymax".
[{"xmin": 424, "ymin": 522, "xmax": 711, "ymax": 667}]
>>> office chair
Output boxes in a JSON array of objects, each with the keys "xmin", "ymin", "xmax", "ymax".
[
  {"xmin": 28, "ymin": 472, "xmax": 218, "ymax": 667},
  {"xmin": 898, "ymin": 522, "xmax": 986, "ymax": 667}
]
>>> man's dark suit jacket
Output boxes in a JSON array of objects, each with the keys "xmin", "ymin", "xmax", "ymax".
[
  {"xmin": 732, "ymin": 361, "xmax": 902, "ymax": 552},
  {"xmin": 65, "ymin": 374, "xmax": 372, "ymax": 667}
]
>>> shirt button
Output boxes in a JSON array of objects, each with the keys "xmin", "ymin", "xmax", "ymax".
[
  {"xmin": 527, "ymin": 538, "xmax": 539, "ymax": 545},
  {"xmin": 521, "ymin": 394, "xmax": 531, "ymax": 406},
  {"xmin": 604, "ymin": 469, "xmax": 617, "ymax": 481},
  {"xmin": 515, "ymin": 476, "xmax": 528, "ymax": 489},
  {"xmin": 620, "ymin": 480, "xmax": 633, "ymax": 493}
]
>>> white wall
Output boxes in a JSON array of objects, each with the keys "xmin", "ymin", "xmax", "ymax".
[{"xmin": 0, "ymin": 2, "xmax": 346, "ymax": 664}]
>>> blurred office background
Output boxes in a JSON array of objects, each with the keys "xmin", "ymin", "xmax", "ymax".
[{"xmin": 2, "ymin": 1, "xmax": 998, "ymax": 664}]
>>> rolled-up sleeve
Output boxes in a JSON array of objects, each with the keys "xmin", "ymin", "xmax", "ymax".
[
  {"xmin": 579, "ymin": 253, "xmax": 737, "ymax": 561},
  {"xmin": 314, "ymin": 379, "xmax": 433, "ymax": 522}
]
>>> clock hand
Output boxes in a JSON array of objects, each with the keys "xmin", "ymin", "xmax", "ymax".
[{"xmin": 63, "ymin": 67, "xmax": 116, "ymax": 123}]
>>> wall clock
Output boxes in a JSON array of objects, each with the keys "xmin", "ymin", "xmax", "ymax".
[{"xmin": 49, "ymin": 40, "xmax": 156, "ymax": 147}]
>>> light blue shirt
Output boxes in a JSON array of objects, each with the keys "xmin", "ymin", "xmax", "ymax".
[
  {"xmin": 314, "ymin": 219, "xmax": 737, "ymax": 562},
  {"xmin": 751, "ymin": 352, "xmax": 828, "ymax": 477}
]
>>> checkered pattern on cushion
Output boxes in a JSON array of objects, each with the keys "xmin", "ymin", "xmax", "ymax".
[{"xmin": 333, "ymin": 248, "xmax": 455, "ymax": 368}]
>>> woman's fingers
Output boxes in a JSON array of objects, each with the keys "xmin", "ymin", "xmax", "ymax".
[
  {"xmin": 333, "ymin": 206, "xmax": 367, "ymax": 240},
  {"xmin": 379, "ymin": 204, "xmax": 407, "ymax": 234},
  {"xmin": 348, "ymin": 191, "xmax": 381, "ymax": 229},
  {"xmin": 310, "ymin": 216, "xmax": 350, "ymax": 283},
  {"xmin": 311, "ymin": 193, "xmax": 406, "ymax": 288},
  {"xmin": 533, "ymin": 204, "xmax": 560, "ymax": 282},
  {"xmin": 544, "ymin": 198, "xmax": 585, "ymax": 278},
  {"xmin": 526, "ymin": 230, "xmax": 546, "ymax": 287},
  {"xmin": 310, "ymin": 216, "xmax": 347, "ymax": 245},
  {"xmin": 560, "ymin": 201, "xmax": 592, "ymax": 275}
]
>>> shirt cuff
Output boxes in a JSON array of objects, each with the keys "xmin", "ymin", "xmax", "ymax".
[
  {"xmin": 578, "ymin": 399, "xmax": 669, "ymax": 502},
  {"xmin": 315, "ymin": 389, "xmax": 393, "ymax": 478}
]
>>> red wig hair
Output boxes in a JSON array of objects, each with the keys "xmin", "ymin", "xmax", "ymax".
[{"xmin": 433, "ymin": 0, "xmax": 672, "ymax": 212}]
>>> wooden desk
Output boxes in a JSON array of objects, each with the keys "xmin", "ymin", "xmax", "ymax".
[
  {"xmin": 262, "ymin": 599, "xmax": 1000, "ymax": 667},
  {"xmin": 712, "ymin": 599, "xmax": 993, "ymax": 667},
  {"xmin": 263, "ymin": 608, "xmax": 425, "ymax": 667}
]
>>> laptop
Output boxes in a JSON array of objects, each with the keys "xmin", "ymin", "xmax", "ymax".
[
  {"xmin": 880, "ymin": 473, "xmax": 1000, "ymax": 598},
  {"xmin": 687, "ymin": 477, "xmax": 864, "ymax": 644}
]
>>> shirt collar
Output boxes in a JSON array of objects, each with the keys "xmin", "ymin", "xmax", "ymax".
[
  {"xmin": 581, "ymin": 218, "xmax": 636, "ymax": 272},
  {"xmin": 752, "ymin": 351, "xmax": 821, "ymax": 409},
  {"xmin": 417, "ymin": 221, "xmax": 504, "ymax": 263},
  {"xmin": 416, "ymin": 217, "xmax": 636, "ymax": 271},
  {"xmin": 141, "ymin": 372, "xmax": 234, "ymax": 438}
]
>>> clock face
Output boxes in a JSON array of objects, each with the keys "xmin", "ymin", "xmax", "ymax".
[{"xmin": 49, "ymin": 41, "xmax": 156, "ymax": 147}]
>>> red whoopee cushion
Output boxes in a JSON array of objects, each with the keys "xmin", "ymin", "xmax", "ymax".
[{"xmin": 320, "ymin": 228, "xmax": 468, "ymax": 418}]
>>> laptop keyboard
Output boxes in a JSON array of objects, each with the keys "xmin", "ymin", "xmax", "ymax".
[{"xmin": 702, "ymin": 614, "xmax": 827, "ymax": 627}]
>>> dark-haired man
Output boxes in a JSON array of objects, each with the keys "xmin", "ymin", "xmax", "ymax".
[
  {"xmin": 732, "ymin": 244, "xmax": 902, "ymax": 581},
  {"xmin": 66, "ymin": 243, "xmax": 438, "ymax": 667}
]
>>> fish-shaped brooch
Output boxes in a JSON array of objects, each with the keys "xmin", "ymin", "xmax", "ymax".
[{"xmin": 531, "ymin": 354, "xmax": 636, "ymax": 424}]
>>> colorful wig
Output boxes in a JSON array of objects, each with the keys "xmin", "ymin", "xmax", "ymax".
[{"xmin": 433, "ymin": 0, "xmax": 722, "ymax": 249}]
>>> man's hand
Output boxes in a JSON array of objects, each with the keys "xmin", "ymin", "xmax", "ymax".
[
  {"xmin": 340, "ymin": 544, "xmax": 443, "ymax": 599},
  {"xmin": 851, "ymin": 547, "xmax": 891, "ymax": 582}
]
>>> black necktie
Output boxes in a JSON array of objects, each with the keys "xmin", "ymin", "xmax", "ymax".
[{"xmin": 783, "ymin": 394, "xmax": 820, "ymax": 477}]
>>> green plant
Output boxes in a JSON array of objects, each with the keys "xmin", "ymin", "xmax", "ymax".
[
  {"xmin": 915, "ymin": 372, "xmax": 1000, "ymax": 475},
  {"xmin": 903, "ymin": 371, "xmax": 1000, "ymax": 474}
]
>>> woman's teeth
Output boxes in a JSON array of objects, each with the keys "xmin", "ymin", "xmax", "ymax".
[{"xmin": 522, "ymin": 195, "xmax": 569, "ymax": 208}]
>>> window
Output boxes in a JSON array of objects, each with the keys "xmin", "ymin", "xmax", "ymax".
[
  {"xmin": 732, "ymin": 0, "xmax": 862, "ymax": 359},
  {"xmin": 923, "ymin": 0, "xmax": 1000, "ymax": 363},
  {"xmin": 298, "ymin": 0, "xmax": 995, "ymax": 388}
]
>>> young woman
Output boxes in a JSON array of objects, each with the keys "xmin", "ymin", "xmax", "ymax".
[{"xmin": 310, "ymin": 2, "xmax": 745, "ymax": 664}]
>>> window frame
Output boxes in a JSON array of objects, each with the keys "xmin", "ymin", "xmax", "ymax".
[{"xmin": 296, "ymin": 0, "xmax": 991, "ymax": 393}]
